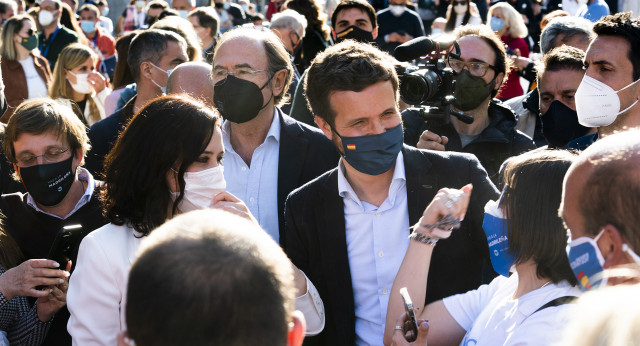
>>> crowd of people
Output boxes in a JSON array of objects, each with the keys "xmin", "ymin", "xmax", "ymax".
[{"xmin": 0, "ymin": 0, "xmax": 637, "ymax": 344}]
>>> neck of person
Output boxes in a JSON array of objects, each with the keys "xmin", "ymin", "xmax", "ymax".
[
  {"xmin": 43, "ymin": 22, "xmax": 59, "ymax": 37},
  {"xmin": 599, "ymin": 104, "xmax": 640, "ymax": 138},
  {"xmin": 201, "ymin": 35, "xmax": 214, "ymax": 50},
  {"xmin": 513, "ymin": 260, "xmax": 552, "ymax": 299},
  {"xmin": 134, "ymin": 80, "xmax": 163, "ymax": 113},
  {"xmin": 72, "ymin": 89, "xmax": 86, "ymax": 103},
  {"xmin": 38, "ymin": 174, "xmax": 86, "ymax": 218},
  {"xmin": 85, "ymin": 29, "xmax": 96, "ymax": 39},
  {"xmin": 16, "ymin": 44, "xmax": 30, "ymax": 61},
  {"xmin": 450, "ymin": 98, "xmax": 492, "ymax": 135},
  {"xmin": 228, "ymin": 105, "xmax": 276, "ymax": 166},
  {"xmin": 342, "ymin": 159, "xmax": 395, "ymax": 207}
]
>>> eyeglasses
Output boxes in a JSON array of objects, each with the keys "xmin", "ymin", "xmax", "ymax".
[
  {"xmin": 448, "ymin": 58, "xmax": 496, "ymax": 77},
  {"xmin": 212, "ymin": 67, "xmax": 267, "ymax": 83},
  {"xmin": 16, "ymin": 147, "xmax": 71, "ymax": 167}
]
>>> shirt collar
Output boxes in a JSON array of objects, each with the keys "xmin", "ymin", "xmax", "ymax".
[
  {"xmin": 26, "ymin": 167, "xmax": 95, "ymax": 220},
  {"xmin": 337, "ymin": 151, "xmax": 405, "ymax": 205},
  {"xmin": 222, "ymin": 108, "xmax": 281, "ymax": 151}
]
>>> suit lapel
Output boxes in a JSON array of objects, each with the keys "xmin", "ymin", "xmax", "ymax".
[
  {"xmin": 403, "ymin": 146, "xmax": 438, "ymax": 227},
  {"xmin": 315, "ymin": 171, "xmax": 356, "ymax": 344},
  {"xmin": 277, "ymin": 111, "xmax": 309, "ymax": 240}
]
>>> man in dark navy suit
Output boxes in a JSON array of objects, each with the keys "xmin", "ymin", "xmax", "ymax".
[{"xmin": 285, "ymin": 41, "xmax": 498, "ymax": 345}]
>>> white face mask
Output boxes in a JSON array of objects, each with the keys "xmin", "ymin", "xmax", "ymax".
[
  {"xmin": 149, "ymin": 62, "xmax": 173, "ymax": 94},
  {"xmin": 577, "ymin": 0, "xmax": 588, "ymax": 4},
  {"xmin": 38, "ymin": 10, "xmax": 55, "ymax": 26},
  {"xmin": 67, "ymin": 71, "xmax": 92, "ymax": 94},
  {"xmin": 575, "ymin": 75, "xmax": 640, "ymax": 127},
  {"xmin": 454, "ymin": 4, "xmax": 468, "ymax": 14},
  {"xmin": 171, "ymin": 165, "xmax": 226, "ymax": 213},
  {"xmin": 389, "ymin": 5, "xmax": 405, "ymax": 16},
  {"xmin": 177, "ymin": 9, "xmax": 189, "ymax": 19}
]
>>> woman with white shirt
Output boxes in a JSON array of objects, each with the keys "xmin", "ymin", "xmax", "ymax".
[
  {"xmin": 444, "ymin": 0, "xmax": 482, "ymax": 33},
  {"xmin": 67, "ymin": 95, "xmax": 325, "ymax": 345},
  {"xmin": 384, "ymin": 150, "xmax": 581, "ymax": 346},
  {"xmin": 0, "ymin": 15, "xmax": 52, "ymax": 123},
  {"xmin": 49, "ymin": 43, "xmax": 109, "ymax": 126}
]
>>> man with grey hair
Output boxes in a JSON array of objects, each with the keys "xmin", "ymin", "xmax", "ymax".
[
  {"xmin": 505, "ymin": 16, "xmax": 594, "ymax": 146},
  {"xmin": 561, "ymin": 129, "xmax": 640, "ymax": 291},
  {"xmin": 118, "ymin": 209, "xmax": 307, "ymax": 346},
  {"xmin": 270, "ymin": 9, "xmax": 307, "ymax": 113},
  {"xmin": 211, "ymin": 27, "xmax": 337, "ymax": 251},
  {"xmin": 166, "ymin": 61, "xmax": 215, "ymax": 107}
]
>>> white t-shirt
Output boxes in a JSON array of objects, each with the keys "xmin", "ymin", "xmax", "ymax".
[
  {"xmin": 18, "ymin": 57, "xmax": 48, "ymax": 99},
  {"xmin": 443, "ymin": 273, "xmax": 581, "ymax": 346}
]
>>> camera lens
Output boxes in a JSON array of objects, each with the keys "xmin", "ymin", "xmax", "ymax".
[{"xmin": 399, "ymin": 70, "xmax": 441, "ymax": 105}]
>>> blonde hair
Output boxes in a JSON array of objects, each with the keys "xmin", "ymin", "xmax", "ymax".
[
  {"xmin": 488, "ymin": 2, "xmax": 528, "ymax": 39},
  {"xmin": 49, "ymin": 43, "xmax": 101, "ymax": 125},
  {"xmin": 0, "ymin": 15, "xmax": 33, "ymax": 61}
]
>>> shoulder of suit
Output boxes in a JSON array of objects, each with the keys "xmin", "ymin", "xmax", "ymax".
[
  {"xmin": 404, "ymin": 144, "xmax": 478, "ymax": 165},
  {"xmin": 287, "ymin": 167, "xmax": 337, "ymax": 202}
]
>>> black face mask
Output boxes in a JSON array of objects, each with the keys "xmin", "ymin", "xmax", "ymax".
[
  {"xmin": 214, "ymin": 2, "xmax": 223, "ymax": 8},
  {"xmin": 541, "ymin": 100, "xmax": 590, "ymax": 148},
  {"xmin": 334, "ymin": 25, "xmax": 374, "ymax": 43},
  {"xmin": 17, "ymin": 155, "xmax": 76, "ymax": 207},
  {"xmin": 214, "ymin": 75, "xmax": 273, "ymax": 124}
]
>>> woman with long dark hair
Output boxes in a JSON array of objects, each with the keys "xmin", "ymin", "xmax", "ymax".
[
  {"xmin": 284, "ymin": 0, "xmax": 331, "ymax": 72},
  {"xmin": 444, "ymin": 0, "xmax": 481, "ymax": 33}
]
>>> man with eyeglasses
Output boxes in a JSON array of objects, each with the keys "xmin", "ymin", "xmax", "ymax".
[
  {"xmin": 403, "ymin": 25, "xmax": 535, "ymax": 185},
  {"xmin": 0, "ymin": 98, "xmax": 108, "ymax": 345}
]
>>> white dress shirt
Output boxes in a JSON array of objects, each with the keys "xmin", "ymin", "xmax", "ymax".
[
  {"xmin": 222, "ymin": 109, "xmax": 281, "ymax": 242},
  {"xmin": 338, "ymin": 152, "xmax": 410, "ymax": 345}
]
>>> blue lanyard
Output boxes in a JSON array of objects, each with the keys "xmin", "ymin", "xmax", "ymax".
[{"xmin": 40, "ymin": 26, "xmax": 60, "ymax": 58}]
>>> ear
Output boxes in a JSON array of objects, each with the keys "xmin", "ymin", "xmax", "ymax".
[
  {"xmin": 314, "ymin": 115, "xmax": 333, "ymax": 140},
  {"xmin": 600, "ymin": 225, "xmax": 625, "ymax": 269},
  {"xmin": 372, "ymin": 27, "xmax": 378, "ymax": 40},
  {"xmin": 287, "ymin": 310, "xmax": 306, "ymax": 346},
  {"xmin": 494, "ymin": 71, "xmax": 505, "ymax": 91},
  {"xmin": 140, "ymin": 61, "xmax": 153, "ymax": 80},
  {"xmin": 74, "ymin": 148, "xmax": 84, "ymax": 164},
  {"xmin": 271, "ymin": 69, "xmax": 288, "ymax": 98}
]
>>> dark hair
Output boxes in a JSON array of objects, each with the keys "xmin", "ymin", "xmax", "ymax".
[
  {"xmin": 148, "ymin": 0, "xmax": 169, "ymax": 10},
  {"xmin": 502, "ymin": 150, "xmax": 578, "ymax": 285},
  {"xmin": 101, "ymin": 96, "xmax": 219, "ymax": 236},
  {"xmin": 536, "ymin": 45, "xmax": 585, "ymax": 83},
  {"xmin": 0, "ymin": 0, "xmax": 14, "ymax": 14},
  {"xmin": 78, "ymin": 3, "xmax": 99, "ymax": 17},
  {"xmin": 4, "ymin": 98, "xmax": 90, "ymax": 164},
  {"xmin": 214, "ymin": 28, "xmax": 293, "ymax": 107},
  {"xmin": 127, "ymin": 29, "xmax": 186, "ymax": 82},
  {"xmin": 445, "ymin": 0, "xmax": 471, "ymax": 33},
  {"xmin": 59, "ymin": 2, "xmax": 88, "ymax": 45},
  {"xmin": 188, "ymin": 7, "xmax": 219, "ymax": 39},
  {"xmin": 112, "ymin": 31, "xmax": 138, "ymax": 89},
  {"xmin": 158, "ymin": 8, "xmax": 178, "ymax": 19},
  {"xmin": 454, "ymin": 25, "xmax": 510, "ymax": 97},
  {"xmin": 331, "ymin": 0, "xmax": 376, "ymax": 30},
  {"xmin": 284, "ymin": 0, "xmax": 330, "ymax": 41},
  {"xmin": 126, "ymin": 209, "xmax": 295, "ymax": 346},
  {"xmin": 305, "ymin": 40, "xmax": 398, "ymax": 126},
  {"xmin": 593, "ymin": 12, "xmax": 640, "ymax": 80}
]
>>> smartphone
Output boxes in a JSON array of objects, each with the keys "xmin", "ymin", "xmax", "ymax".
[
  {"xmin": 400, "ymin": 287, "xmax": 419, "ymax": 342},
  {"xmin": 47, "ymin": 224, "xmax": 84, "ymax": 270}
]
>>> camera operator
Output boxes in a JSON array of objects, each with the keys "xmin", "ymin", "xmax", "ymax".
[{"xmin": 403, "ymin": 25, "xmax": 535, "ymax": 185}]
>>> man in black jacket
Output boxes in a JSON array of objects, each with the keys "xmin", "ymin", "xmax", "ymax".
[
  {"xmin": 285, "ymin": 40, "xmax": 498, "ymax": 345},
  {"xmin": 405, "ymin": 25, "xmax": 534, "ymax": 185}
]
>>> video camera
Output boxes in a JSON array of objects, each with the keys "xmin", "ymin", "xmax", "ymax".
[{"xmin": 394, "ymin": 36, "xmax": 473, "ymax": 124}]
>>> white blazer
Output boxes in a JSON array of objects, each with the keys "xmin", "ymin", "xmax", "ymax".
[{"xmin": 67, "ymin": 223, "xmax": 143, "ymax": 346}]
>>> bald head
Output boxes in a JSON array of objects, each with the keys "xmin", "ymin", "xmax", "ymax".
[
  {"xmin": 166, "ymin": 62, "xmax": 215, "ymax": 107},
  {"xmin": 562, "ymin": 129, "xmax": 640, "ymax": 255}
]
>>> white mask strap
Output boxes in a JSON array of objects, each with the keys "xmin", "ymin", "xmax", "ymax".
[
  {"xmin": 619, "ymin": 99, "xmax": 639, "ymax": 115},
  {"xmin": 616, "ymin": 77, "xmax": 640, "ymax": 93},
  {"xmin": 622, "ymin": 243, "xmax": 640, "ymax": 266}
]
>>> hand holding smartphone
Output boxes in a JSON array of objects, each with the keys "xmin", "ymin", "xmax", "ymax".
[{"xmin": 399, "ymin": 287, "xmax": 419, "ymax": 342}]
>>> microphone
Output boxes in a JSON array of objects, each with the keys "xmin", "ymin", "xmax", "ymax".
[{"xmin": 394, "ymin": 36, "xmax": 457, "ymax": 62}]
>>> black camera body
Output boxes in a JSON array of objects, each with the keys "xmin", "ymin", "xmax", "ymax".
[{"xmin": 394, "ymin": 37, "xmax": 473, "ymax": 124}]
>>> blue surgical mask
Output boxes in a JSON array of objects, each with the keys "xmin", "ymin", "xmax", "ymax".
[
  {"xmin": 334, "ymin": 123, "xmax": 403, "ymax": 176},
  {"xmin": 80, "ymin": 20, "xmax": 96, "ymax": 33},
  {"xmin": 490, "ymin": 16, "xmax": 505, "ymax": 31},
  {"xmin": 567, "ymin": 229, "xmax": 640, "ymax": 291},
  {"xmin": 566, "ymin": 229, "xmax": 607, "ymax": 291},
  {"xmin": 482, "ymin": 197, "xmax": 516, "ymax": 277}
]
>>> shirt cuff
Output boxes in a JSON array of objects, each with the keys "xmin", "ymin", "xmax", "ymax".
[{"xmin": 294, "ymin": 273, "xmax": 325, "ymax": 336}]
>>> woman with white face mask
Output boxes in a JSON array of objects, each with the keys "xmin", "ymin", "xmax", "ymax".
[
  {"xmin": 49, "ymin": 43, "xmax": 109, "ymax": 126},
  {"xmin": 66, "ymin": 96, "xmax": 257, "ymax": 345},
  {"xmin": 443, "ymin": 0, "xmax": 482, "ymax": 33}
]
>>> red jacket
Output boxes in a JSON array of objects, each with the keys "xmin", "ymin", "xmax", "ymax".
[{"xmin": 86, "ymin": 27, "xmax": 116, "ymax": 60}]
